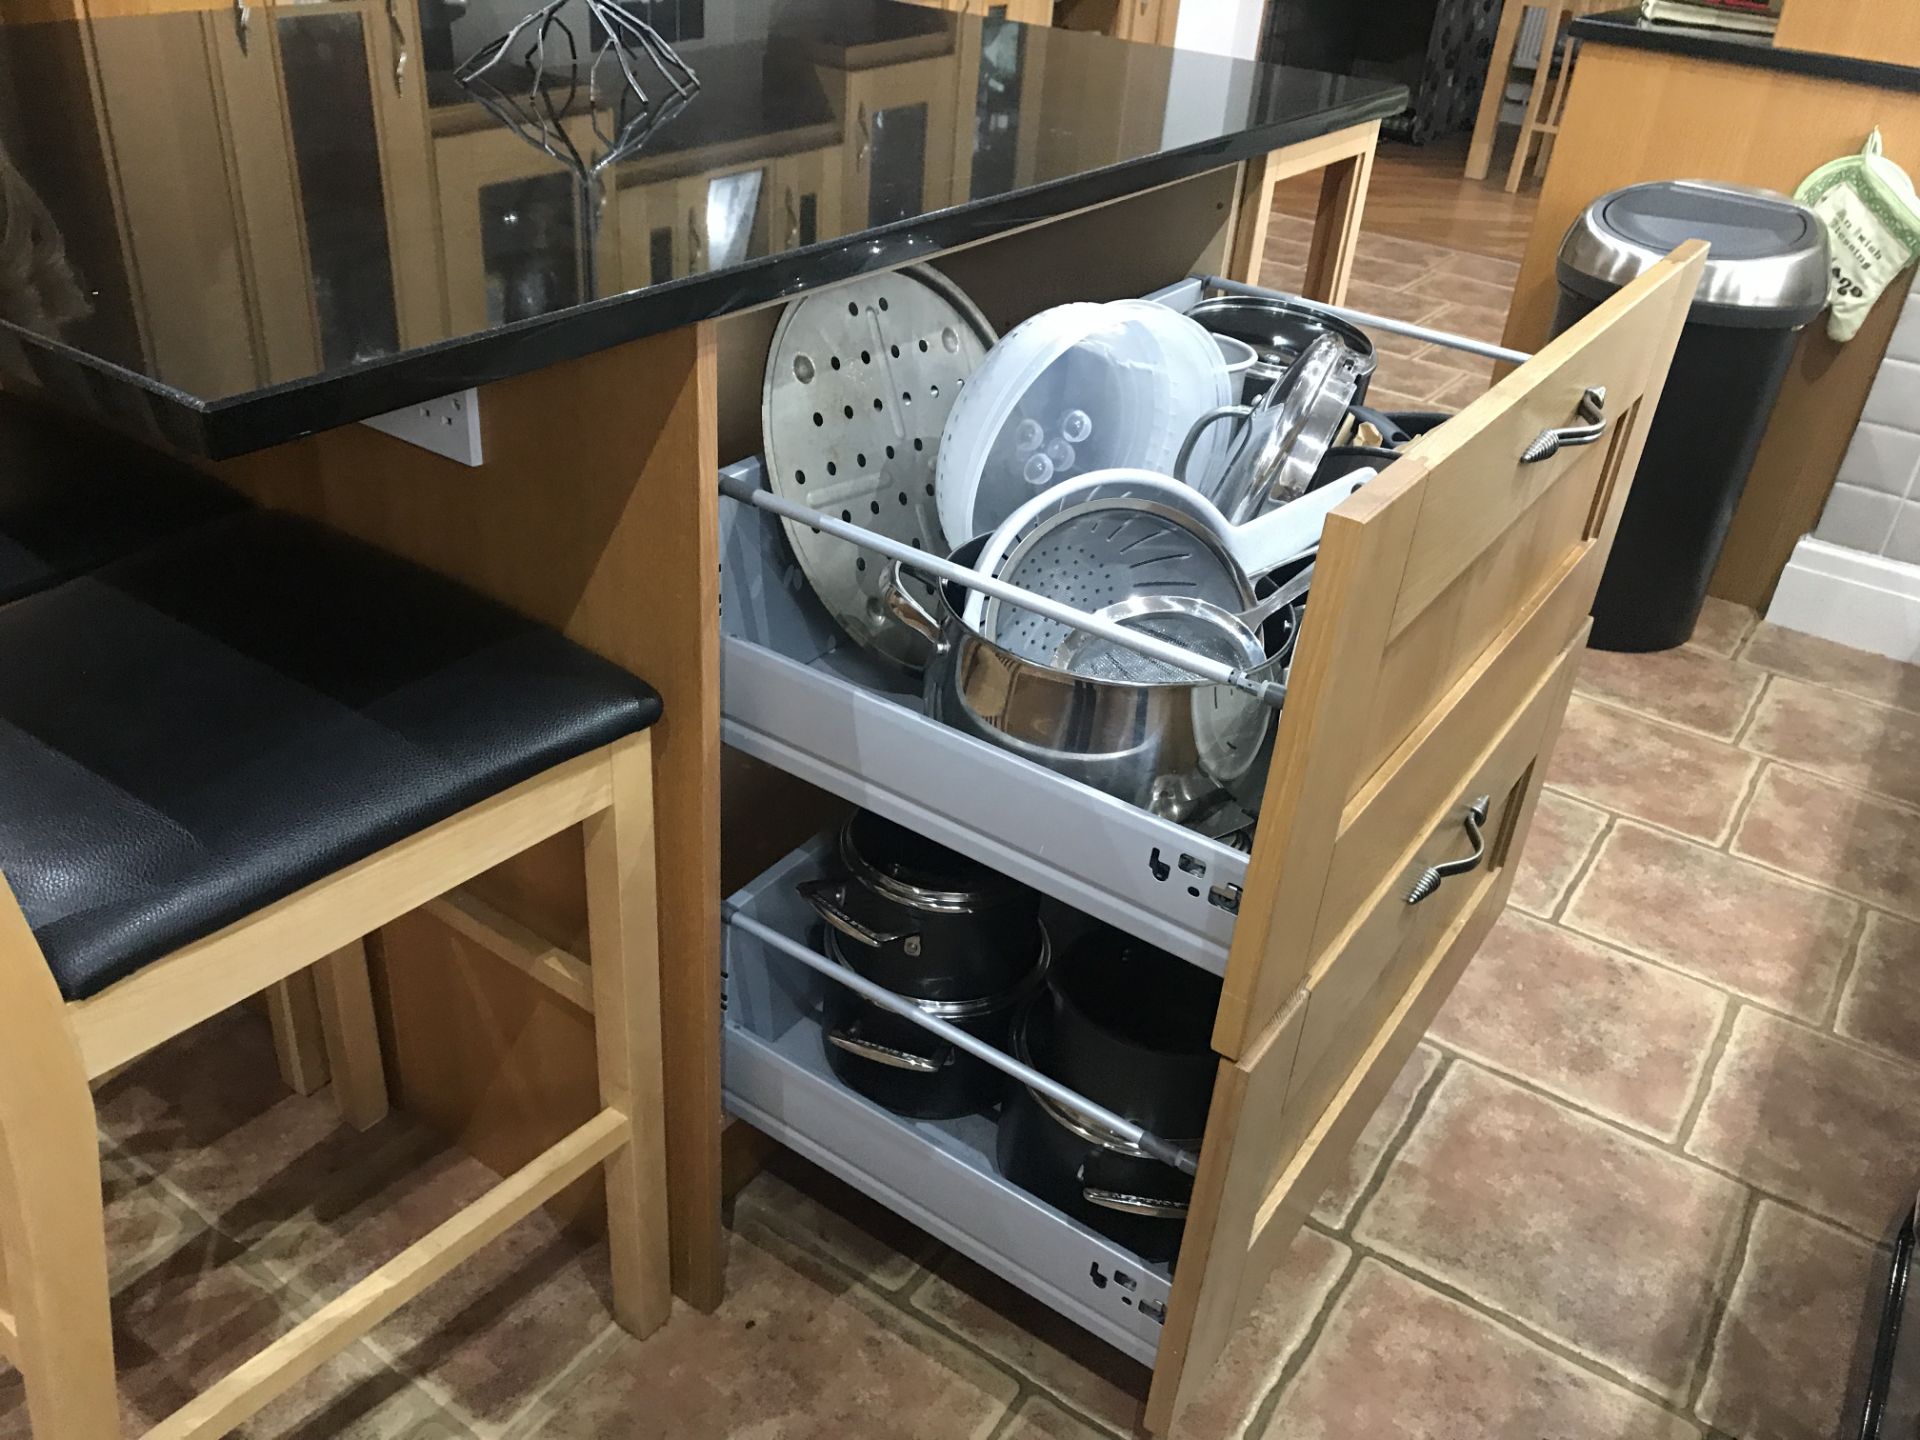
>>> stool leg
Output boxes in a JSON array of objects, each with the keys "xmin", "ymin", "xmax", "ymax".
[
  {"xmin": 267, "ymin": 974, "xmax": 330, "ymax": 1096},
  {"xmin": 314, "ymin": 939, "xmax": 390, "ymax": 1131},
  {"xmin": 0, "ymin": 884, "xmax": 121, "ymax": 1439},
  {"xmin": 1466, "ymin": 0, "xmax": 1528, "ymax": 181},
  {"xmin": 584, "ymin": 732, "xmax": 672, "ymax": 1338},
  {"xmin": 1507, "ymin": 5, "xmax": 1568, "ymax": 193}
]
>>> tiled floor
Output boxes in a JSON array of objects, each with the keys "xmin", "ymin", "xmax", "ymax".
[
  {"xmin": 8, "ymin": 183, "xmax": 1920, "ymax": 1440},
  {"xmin": 11, "ymin": 605, "xmax": 1913, "ymax": 1440}
]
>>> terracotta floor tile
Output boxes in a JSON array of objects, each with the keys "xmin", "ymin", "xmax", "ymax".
[
  {"xmin": 1507, "ymin": 790, "xmax": 1608, "ymax": 917},
  {"xmin": 535, "ymin": 1227, "xmax": 1017, "ymax": 1440},
  {"xmin": 1430, "ymin": 250, "xmax": 1522, "ymax": 287},
  {"xmin": 1001, "ymin": 1396, "xmax": 1118, "ymax": 1440},
  {"xmin": 909, "ymin": 1251, "xmax": 1149, "ymax": 1433},
  {"xmin": 109, "ymin": 1227, "xmax": 467, "ymax": 1438},
  {"xmin": 1733, "ymin": 766, "xmax": 1920, "ymax": 919},
  {"xmin": 1403, "ymin": 270, "xmax": 1519, "ymax": 311},
  {"xmin": 1360, "ymin": 385, "xmax": 1433, "ymax": 413},
  {"xmin": 1548, "ymin": 697, "xmax": 1760, "ymax": 843},
  {"xmin": 1572, "ymin": 644, "xmax": 1765, "ymax": 739},
  {"xmin": 1343, "ymin": 279, "xmax": 1446, "ymax": 326},
  {"xmin": 255, "ymin": 1137, "xmax": 621, "ymax": 1430},
  {"xmin": 1429, "ymin": 372, "xmax": 1491, "ymax": 408},
  {"xmin": 1352, "ymin": 232, "xmax": 1461, "ymax": 272},
  {"xmin": 1836, "ymin": 911, "xmax": 1920, "ymax": 1064},
  {"xmin": 1690, "ymin": 598, "xmax": 1759, "ymax": 658},
  {"xmin": 1313, "ymin": 1046, "xmax": 1443, "ymax": 1229},
  {"xmin": 1689, "ymin": 1007, "xmax": 1920, "ymax": 1237},
  {"xmin": 1372, "ymin": 351, "xmax": 1486, "ymax": 405},
  {"xmin": 1746, "ymin": 676, "xmax": 1920, "ymax": 808},
  {"xmin": 99, "ymin": 1146, "xmax": 209, "ymax": 1288},
  {"xmin": 738, "ymin": 1151, "xmax": 943, "ymax": 1290},
  {"xmin": 1355, "ymin": 1064, "xmax": 1746, "ymax": 1397},
  {"xmin": 1261, "ymin": 1261, "xmax": 1698, "ymax": 1440},
  {"xmin": 1422, "ymin": 299, "xmax": 1511, "ymax": 347},
  {"xmin": 1697, "ymin": 1202, "xmax": 1883, "ymax": 1440},
  {"xmin": 1171, "ymin": 1229, "xmax": 1351, "ymax": 1440},
  {"xmin": 1743, "ymin": 624, "xmax": 1920, "ymax": 714},
  {"xmin": 1429, "ymin": 912, "xmax": 1725, "ymax": 1140},
  {"xmin": 1337, "ymin": 254, "xmax": 1430, "ymax": 291},
  {"xmin": 95, "ymin": 1006, "xmax": 403, "ymax": 1237},
  {"xmin": 1563, "ymin": 822, "xmax": 1857, "ymax": 1019},
  {"xmin": 1270, "ymin": 210, "xmax": 1318, "ymax": 244}
]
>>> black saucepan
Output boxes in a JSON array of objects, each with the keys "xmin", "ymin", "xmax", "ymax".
[{"xmin": 799, "ymin": 811, "xmax": 1043, "ymax": 1002}]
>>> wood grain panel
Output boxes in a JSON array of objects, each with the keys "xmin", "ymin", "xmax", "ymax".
[
  {"xmin": 1775, "ymin": 0, "xmax": 1920, "ymax": 68},
  {"xmin": 1502, "ymin": 43, "xmax": 1920, "ymax": 606}
]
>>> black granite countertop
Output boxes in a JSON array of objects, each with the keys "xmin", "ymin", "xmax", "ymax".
[
  {"xmin": 0, "ymin": 0, "xmax": 1403, "ymax": 456},
  {"xmin": 1572, "ymin": 8, "xmax": 1920, "ymax": 92}
]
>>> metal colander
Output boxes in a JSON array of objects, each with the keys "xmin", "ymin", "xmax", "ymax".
[{"xmin": 983, "ymin": 500, "xmax": 1252, "ymax": 666}]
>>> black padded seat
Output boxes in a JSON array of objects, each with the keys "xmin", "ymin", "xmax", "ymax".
[
  {"xmin": 0, "ymin": 391, "xmax": 243, "ymax": 604},
  {"xmin": 0, "ymin": 510, "xmax": 663, "ymax": 1001}
]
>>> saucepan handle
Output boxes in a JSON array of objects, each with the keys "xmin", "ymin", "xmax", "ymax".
[
  {"xmin": 879, "ymin": 560, "xmax": 949, "ymax": 657},
  {"xmin": 828, "ymin": 1023, "xmax": 952, "ymax": 1073},
  {"xmin": 1082, "ymin": 1188, "xmax": 1191, "ymax": 1220},
  {"xmin": 797, "ymin": 879, "xmax": 921, "ymax": 953}
]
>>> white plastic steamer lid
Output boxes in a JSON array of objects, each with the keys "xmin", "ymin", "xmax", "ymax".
[{"xmin": 934, "ymin": 300, "xmax": 1232, "ymax": 547}]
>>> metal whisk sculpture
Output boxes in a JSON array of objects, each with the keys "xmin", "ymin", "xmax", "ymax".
[{"xmin": 456, "ymin": 0, "xmax": 700, "ymax": 301}]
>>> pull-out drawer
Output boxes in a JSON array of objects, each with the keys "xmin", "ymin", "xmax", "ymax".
[
  {"xmin": 716, "ymin": 241, "xmax": 1706, "ymax": 1434},
  {"xmin": 722, "ymin": 836, "xmax": 1175, "ymax": 1362},
  {"xmin": 720, "ymin": 458, "xmax": 1250, "ymax": 973}
]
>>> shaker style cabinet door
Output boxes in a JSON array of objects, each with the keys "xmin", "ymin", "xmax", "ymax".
[{"xmin": 1144, "ymin": 241, "xmax": 1707, "ymax": 1434}]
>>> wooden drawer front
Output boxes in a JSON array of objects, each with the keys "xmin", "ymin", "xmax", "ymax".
[
  {"xmin": 1213, "ymin": 241, "xmax": 1704, "ymax": 1060},
  {"xmin": 1143, "ymin": 640, "xmax": 1580, "ymax": 1437},
  {"xmin": 1282, "ymin": 637, "xmax": 1577, "ymax": 1162}
]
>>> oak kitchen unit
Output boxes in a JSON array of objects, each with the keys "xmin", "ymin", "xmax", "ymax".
[{"xmin": 0, "ymin": 0, "xmax": 1699, "ymax": 1430}]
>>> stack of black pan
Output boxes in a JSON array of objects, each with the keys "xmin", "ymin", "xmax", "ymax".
[
  {"xmin": 998, "ymin": 927, "xmax": 1221, "ymax": 1263},
  {"xmin": 800, "ymin": 811, "xmax": 1047, "ymax": 1120}
]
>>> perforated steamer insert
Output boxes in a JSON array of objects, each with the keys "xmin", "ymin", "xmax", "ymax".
[{"xmin": 763, "ymin": 266, "xmax": 995, "ymax": 667}]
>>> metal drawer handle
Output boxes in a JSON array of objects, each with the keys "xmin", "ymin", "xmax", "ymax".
[
  {"xmin": 827, "ymin": 1024, "xmax": 952, "ymax": 1073},
  {"xmin": 233, "ymin": 0, "xmax": 250, "ymax": 54},
  {"xmin": 797, "ymin": 879, "xmax": 923, "ymax": 955},
  {"xmin": 1406, "ymin": 795, "xmax": 1492, "ymax": 905},
  {"xmin": 1521, "ymin": 386, "xmax": 1606, "ymax": 463},
  {"xmin": 1083, "ymin": 1188, "xmax": 1190, "ymax": 1219}
]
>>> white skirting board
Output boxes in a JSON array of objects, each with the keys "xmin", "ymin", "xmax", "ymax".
[{"xmin": 1767, "ymin": 537, "xmax": 1920, "ymax": 663}]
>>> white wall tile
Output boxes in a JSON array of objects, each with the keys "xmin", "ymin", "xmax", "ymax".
[
  {"xmin": 1836, "ymin": 421, "xmax": 1920, "ymax": 497},
  {"xmin": 1861, "ymin": 357, "xmax": 1920, "ymax": 430},
  {"xmin": 1814, "ymin": 483, "xmax": 1902, "ymax": 553},
  {"xmin": 1886, "ymin": 505, "xmax": 1920, "ymax": 566},
  {"xmin": 1888, "ymin": 282, "xmax": 1920, "ymax": 365}
]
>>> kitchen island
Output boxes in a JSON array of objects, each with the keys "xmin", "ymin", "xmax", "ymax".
[
  {"xmin": 0, "ymin": 0, "xmax": 1409, "ymax": 1421},
  {"xmin": 1, "ymin": 2, "xmax": 1708, "ymax": 1431}
]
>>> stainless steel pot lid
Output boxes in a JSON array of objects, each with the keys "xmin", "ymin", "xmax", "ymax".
[{"xmin": 1557, "ymin": 179, "xmax": 1830, "ymax": 326}]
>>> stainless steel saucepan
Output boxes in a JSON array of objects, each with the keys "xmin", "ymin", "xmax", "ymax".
[{"xmin": 881, "ymin": 537, "xmax": 1300, "ymax": 823}]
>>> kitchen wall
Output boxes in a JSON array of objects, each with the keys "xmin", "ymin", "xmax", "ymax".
[
  {"xmin": 1769, "ymin": 274, "xmax": 1920, "ymax": 660},
  {"xmin": 1171, "ymin": 0, "xmax": 1263, "ymax": 58}
]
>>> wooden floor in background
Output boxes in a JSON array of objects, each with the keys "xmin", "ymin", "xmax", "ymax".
[{"xmin": 1276, "ymin": 134, "xmax": 1540, "ymax": 263}]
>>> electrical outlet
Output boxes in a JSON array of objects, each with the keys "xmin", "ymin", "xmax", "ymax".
[{"xmin": 361, "ymin": 389, "xmax": 484, "ymax": 466}]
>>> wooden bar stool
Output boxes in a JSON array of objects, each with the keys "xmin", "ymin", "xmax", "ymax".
[
  {"xmin": 1464, "ymin": 0, "xmax": 1607, "ymax": 189},
  {"xmin": 0, "ymin": 392, "xmax": 341, "ymax": 1100},
  {"xmin": 0, "ymin": 509, "xmax": 670, "ymax": 1439}
]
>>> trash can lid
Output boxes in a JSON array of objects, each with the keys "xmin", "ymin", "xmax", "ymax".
[{"xmin": 1557, "ymin": 179, "xmax": 1830, "ymax": 328}]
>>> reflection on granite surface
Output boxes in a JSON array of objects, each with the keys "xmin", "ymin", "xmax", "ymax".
[{"xmin": 0, "ymin": 0, "xmax": 1402, "ymax": 450}]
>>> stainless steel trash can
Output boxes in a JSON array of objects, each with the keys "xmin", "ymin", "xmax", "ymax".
[{"xmin": 1551, "ymin": 179, "xmax": 1830, "ymax": 652}]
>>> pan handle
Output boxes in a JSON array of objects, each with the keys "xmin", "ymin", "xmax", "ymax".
[
  {"xmin": 828, "ymin": 1023, "xmax": 952, "ymax": 1073},
  {"xmin": 879, "ymin": 560, "xmax": 949, "ymax": 657},
  {"xmin": 1082, "ymin": 1188, "xmax": 1191, "ymax": 1220},
  {"xmin": 1174, "ymin": 404, "xmax": 1251, "ymax": 487},
  {"xmin": 797, "ymin": 879, "xmax": 922, "ymax": 955}
]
